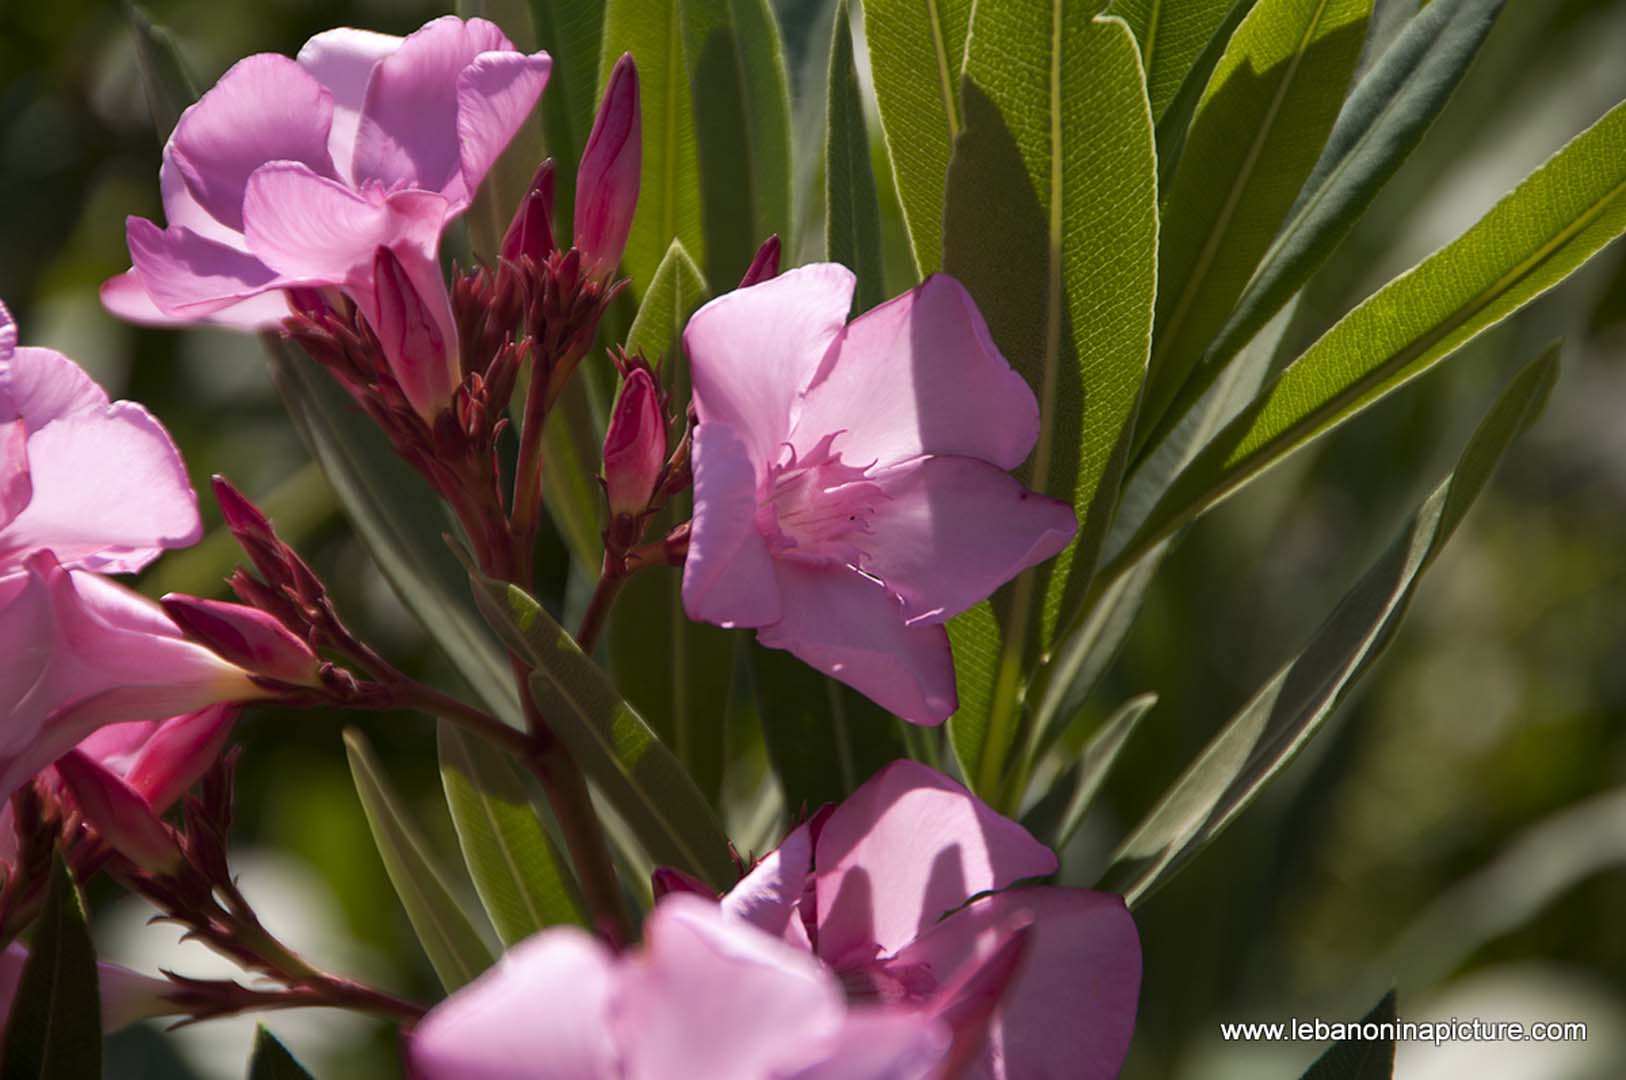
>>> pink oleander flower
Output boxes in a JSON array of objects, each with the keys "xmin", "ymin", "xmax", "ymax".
[
  {"xmin": 408, "ymin": 893, "xmax": 953, "ymax": 1079},
  {"xmin": 718, "ymin": 760, "xmax": 1141, "ymax": 1080},
  {"xmin": 681, "ymin": 268, "xmax": 1077, "ymax": 723},
  {"xmin": 0, "ymin": 301, "xmax": 199, "ymax": 574},
  {"xmin": 100, "ymin": 16, "xmax": 552, "ymax": 418}
]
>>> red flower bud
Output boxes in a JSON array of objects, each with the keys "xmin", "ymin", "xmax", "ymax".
[
  {"xmin": 739, "ymin": 235, "xmax": 781, "ymax": 288},
  {"xmin": 370, "ymin": 245, "xmax": 458, "ymax": 419},
  {"xmin": 54, "ymin": 751, "xmax": 184, "ymax": 874},
  {"xmin": 502, "ymin": 160, "xmax": 557, "ymax": 265},
  {"xmin": 160, "ymin": 596, "xmax": 321, "ymax": 687},
  {"xmin": 575, "ymin": 53, "xmax": 641, "ymax": 280},
  {"xmin": 602, "ymin": 368, "xmax": 666, "ymax": 519}
]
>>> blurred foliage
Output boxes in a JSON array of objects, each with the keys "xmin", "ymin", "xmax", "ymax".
[{"xmin": 2, "ymin": 0, "xmax": 1626, "ymax": 1077}]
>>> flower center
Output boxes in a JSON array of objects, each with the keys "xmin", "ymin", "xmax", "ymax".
[
  {"xmin": 835, "ymin": 957, "xmax": 938, "ymax": 1006},
  {"xmin": 756, "ymin": 433, "xmax": 886, "ymax": 567}
]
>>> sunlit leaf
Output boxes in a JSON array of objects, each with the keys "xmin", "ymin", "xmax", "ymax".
[
  {"xmin": 861, "ymin": 0, "xmax": 972, "ymax": 274},
  {"xmin": 1112, "ymin": 0, "xmax": 1247, "ymax": 122},
  {"xmin": 439, "ymin": 721, "xmax": 588, "ymax": 944},
  {"xmin": 344, "ymin": 729, "xmax": 497, "ymax": 991},
  {"xmin": 1138, "ymin": 0, "xmax": 1372, "ymax": 442},
  {"xmin": 940, "ymin": 8, "xmax": 1157, "ymax": 801},
  {"xmin": 1116, "ymin": 101, "xmax": 1626, "ymax": 572},
  {"xmin": 1104, "ymin": 345, "xmax": 1560, "ymax": 906}
]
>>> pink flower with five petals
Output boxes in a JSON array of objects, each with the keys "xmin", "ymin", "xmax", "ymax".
[
  {"xmin": 681, "ymin": 267, "xmax": 1076, "ymax": 723},
  {"xmin": 100, "ymin": 16, "xmax": 551, "ymax": 418}
]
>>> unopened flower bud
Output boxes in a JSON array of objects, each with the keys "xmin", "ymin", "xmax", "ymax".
[
  {"xmin": 370, "ymin": 246, "xmax": 459, "ymax": 420},
  {"xmin": 602, "ymin": 368, "xmax": 666, "ymax": 519},
  {"xmin": 121, "ymin": 705, "xmax": 237, "ymax": 812},
  {"xmin": 54, "ymin": 751, "xmax": 184, "ymax": 874},
  {"xmin": 575, "ymin": 53, "xmax": 641, "ymax": 279},
  {"xmin": 651, "ymin": 865, "xmax": 715, "ymax": 901},
  {"xmin": 739, "ymin": 235, "xmax": 781, "ymax": 288},
  {"xmin": 502, "ymin": 160, "xmax": 557, "ymax": 265},
  {"xmin": 160, "ymin": 596, "xmax": 321, "ymax": 687}
]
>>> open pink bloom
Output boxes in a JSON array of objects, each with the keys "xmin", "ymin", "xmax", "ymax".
[
  {"xmin": 0, "ymin": 302, "xmax": 199, "ymax": 574},
  {"xmin": 681, "ymin": 267, "xmax": 1076, "ymax": 723},
  {"xmin": 409, "ymin": 894, "xmax": 949, "ymax": 1080},
  {"xmin": 101, "ymin": 16, "xmax": 551, "ymax": 418},
  {"xmin": 720, "ymin": 760, "xmax": 1141, "ymax": 1080},
  {"xmin": 0, "ymin": 552, "xmax": 262, "ymax": 802}
]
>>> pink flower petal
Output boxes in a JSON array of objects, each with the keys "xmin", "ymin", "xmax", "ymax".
[
  {"xmin": 860, "ymin": 455, "xmax": 1076, "ymax": 625},
  {"xmin": 1, "ymin": 344, "xmax": 108, "ymax": 424},
  {"xmin": 756, "ymin": 564, "xmax": 955, "ymax": 725},
  {"xmin": 0, "ymin": 301, "xmax": 13, "ymax": 360},
  {"xmin": 351, "ymin": 16, "xmax": 516, "ymax": 206},
  {"xmin": 98, "ymin": 271, "xmax": 289, "ymax": 331},
  {"xmin": 0, "ymin": 422, "xmax": 30, "ymax": 533},
  {"xmin": 241, "ymin": 162, "xmax": 447, "ymax": 287},
  {"xmin": 456, "ymin": 50, "xmax": 552, "ymax": 206},
  {"xmin": 892, "ymin": 887, "xmax": 1141, "ymax": 1080},
  {"xmin": 722, "ymin": 817, "xmax": 816, "ymax": 948},
  {"xmin": 813, "ymin": 760, "xmax": 1057, "ymax": 962},
  {"xmin": 0, "ymin": 944, "xmax": 173, "ymax": 1033},
  {"xmin": 295, "ymin": 28, "xmax": 402, "ymax": 181},
  {"xmin": 780, "ymin": 1012, "xmax": 950, "ymax": 1080},
  {"xmin": 790, "ymin": 274, "xmax": 1040, "ymax": 472},
  {"xmin": 409, "ymin": 927, "xmax": 619, "ymax": 1079},
  {"xmin": 168, "ymin": 53, "xmax": 338, "ymax": 232},
  {"xmin": 613, "ymin": 895, "xmax": 845, "ymax": 1080},
  {"xmin": 685, "ymin": 264, "xmax": 855, "ymax": 466},
  {"xmin": 682, "ymin": 422, "xmax": 781, "ymax": 629},
  {"xmin": 118, "ymin": 704, "xmax": 236, "ymax": 810},
  {"xmin": 124, "ymin": 218, "xmax": 286, "ymax": 319}
]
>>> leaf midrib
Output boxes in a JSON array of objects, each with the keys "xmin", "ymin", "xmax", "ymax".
[
  {"xmin": 447, "ymin": 732, "xmax": 548, "ymax": 934},
  {"xmin": 925, "ymin": 0, "xmax": 961, "ymax": 140}
]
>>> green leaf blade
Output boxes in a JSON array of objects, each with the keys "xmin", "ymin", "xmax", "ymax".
[
  {"xmin": 1104, "ymin": 345, "xmax": 1560, "ymax": 907},
  {"xmin": 344, "ymin": 730, "xmax": 497, "ymax": 992},
  {"xmin": 1113, "ymin": 0, "xmax": 1248, "ymax": 122},
  {"xmin": 1302, "ymin": 991, "xmax": 1398, "ymax": 1080},
  {"xmin": 1053, "ymin": 693, "xmax": 1157, "ymax": 850},
  {"xmin": 1, "ymin": 855, "xmax": 101, "ymax": 1080},
  {"xmin": 1140, "ymin": 0, "xmax": 1373, "ymax": 440},
  {"xmin": 127, "ymin": 4, "xmax": 198, "ymax": 142},
  {"xmin": 248, "ymin": 1026, "xmax": 318, "ymax": 1080},
  {"xmin": 439, "ymin": 722, "xmax": 588, "ymax": 945},
  {"xmin": 826, "ymin": 4, "xmax": 886, "ymax": 314},
  {"xmin": 529, "ymin": 0, "xmax": 608, "ymax": 238},
  {"xmin": 1124, "ymin": 101, "xmax": 1626, "ymax": 566},
  {"xmin": 861, "ymin": 0, "xmax": 972, "ymax": 274}
]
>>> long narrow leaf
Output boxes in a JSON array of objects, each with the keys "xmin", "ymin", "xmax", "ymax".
[
  {"xmin": 941, "ymin": 8, "xmax": 1157, "ymax": 800},
  {"xmin": 861, "ymin": 0, "xmax": 972, "ymax": 274},
  {"xmin": 127, "ymin": 5, "xmax": 198, "ymax": 141},
  {"xmin": 826, "ymin": 3, "xmax": 885, "ymax": 314},
  {"xmin": 1112, "ymin": 0, "xmax": 1248, "ymax": 123},
  {"xmin": 529, "ymin": 0, "xmax": 607, "ymax": 237},
  {"xmin": 1117, "ymin": 101, "xmax": 1626, "ymax": 572},
  {"xmin": 1139, "ymin": 0, "xmax": 1373, "ymax": 441},
  {"xmin": 1302, "ymin": 991, "xmax": 1397, "ymax": 1080},
  {"xmin": 248, "ymin": 1027, "xmax": 317, "ymax": 1080},
  {"xmin": 344, "ymin": 730, "xmax": 496, "ymax": 991},
  {"xmin": 469, "ymin": 573, "xmax": 737, "ymax": 886},
  {"xmin": 1103, "ymin": 345, "xmax": 1560, "ymax": 907},
  {"xmin": 439, "ymin": 721, "xmax": 588, "ymax": 944},
  {"xmin": 1053, "ymin": 693, "xmax": 1157, "ymax": 850},
  {"xmin": 1, "ymin": 855, "xmax": 100, "ymax": 1080}
]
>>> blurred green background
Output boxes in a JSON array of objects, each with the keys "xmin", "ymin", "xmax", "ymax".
[{"xmin": 2, "ymin": 0, "xmax": 1625, "ymax": 1077}]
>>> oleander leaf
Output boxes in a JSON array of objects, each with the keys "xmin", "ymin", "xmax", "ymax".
[
  {"xmin": 529, "ymin": 0, "xmax": 607, "ymax": 236},
  {"xmin": 1112, "ymin": 0, "xmax": 1247, "ymax": 122},
  {"xmin": 344, "ymin": 730, "xmax": 497, "ymax": 991},
  {"xmin": 1138, "ymin": 0, "xmax": 1373, "ymax": 442},
  {"xmin": 1104, "ymin": 345, "xmax": 1560, "ymax": 907},
  {"xmin": 1301, "ymin": 991, "xmax": 1398, "ymax": 1080},
  {"xmin": 1116, "ymin": 101, "xmax": 1626, "ymax": 571},
  {"xmin": 1, "ymin": 855, "xmax": 100, "ymax": 1080},
  {"xmin": 940, "ymin": 8, "xmax": 1157, "ymax": 801},
  {"xmin": 861, "ymin": 0, "xmax": 972, "ymax": 274},
  {"xmin": 439, "ymin": 721, "xmax": 588, "ymax": 944},
  {"xmin": 247, "ymin": 1027, "xmax": 317, "ymax": 1080},
  {"xmin": 826, "ymin": 3, "xmax": 885, "ymax": 315},
  {"xmin": 1053, "ymin": 693, "xmax": 1158, "ymax": 850},
  {"xmin": 127, "ymin": 4, "xmax": 198, "ymax": 141}
]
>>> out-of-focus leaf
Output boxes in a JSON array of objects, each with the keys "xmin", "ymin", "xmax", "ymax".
[
  {"xmin": 826, "ymin": 3, "xmax": 884, "ymax": 314},
  {"xmin": 861, "ymin": 0, "xmax": 971, "ymax": 274},
  {"xmin": 344, "ymin": 729, "xmax": 496, "ymax": 991},
  {"xmin": 460, "ymin": 0, "xmax": 547, "ymax": 260},
  {"xmin": 529, "ymin": 0, "xmax": 607, "ymax": 236},
  {"xmin": 1103, "ymin": 345, "xmax": 1560, "ymax": 907},
  {"xmin": 1117, "ymin": 102, "xmax": 1626, "ymax": 572},
  {"xmin": 1301, "ymin": 991, "xmax": 1397, "ymax": 1080},
  {"xmin": 1053, "ymin": 693, "xmax": 1157, "ymax": 850},
  {"xmin": 1, "ymin": 855, "xmax": 100, "ymax": 1080},
  {"xmin": 684, "ymin": 0, "xmax": 794, "ymax": 286},
  {"xmin": 127, "ymin": 4, "xmax": 197, "ymax": 142},
  {"xmin": 1139, "ymin": 0, "xmax": 1372, "ymax": 442},
  {"xmin": 941, "ymin": 9, "xmax": 1157, "ymax": 801},
  {"xmin": 601, "ymin": 0, "xmax": 705, "ymax": 293},
  {"xmin": 247, "ymin": 1026, "xmax": 317, "ymax": 1080},
  {"xmin": 266, "ymin": 338, "xmax": 524, "ymax": 727},
  {"xmin": 1153, "ymin": 0, "xmax": 1506, "ymax": 449},
  {"xmin": 439, "ymin": 721, "xmax": 588, "ymax": 944},
  {"xmin": 469, "ymin": 573, "xmax": 737, "ymax": 886},
  {"xmin": 608, "ymin": 240, "xmax": 732, "ymax": 804},
  {"xmin": 542, "ymin": 377, "xmax": 607, "ymax": 576},
  {"xmin": 943, "ymin": 601, "xmax": 999, "ymax": 798},
  {"xmin": 1112, "ymin": 0, "xmax": 1247, "ymax": 122},
  {"xmin": 753, "ymin": 644, "xmax": 907, "ymax": 812}
]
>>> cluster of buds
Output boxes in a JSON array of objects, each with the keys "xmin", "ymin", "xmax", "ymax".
[{"xmin": 599, "ymin": 351, "xmax": 692, "ymax": 566}]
